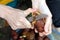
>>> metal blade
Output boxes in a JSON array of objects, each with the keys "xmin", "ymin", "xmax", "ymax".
[{"xmin": 27, "ymin": 14, "xmax": 48, "ymax": 22}]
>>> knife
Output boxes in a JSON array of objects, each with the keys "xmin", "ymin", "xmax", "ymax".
[{"xmin": 27, "ymin": 14, "xmax": 48, "ymax": 22}]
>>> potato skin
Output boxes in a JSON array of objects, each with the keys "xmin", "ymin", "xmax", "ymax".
[{"xmin": 34, "ymin": 19, "xmax": 45, "ymax": 32}]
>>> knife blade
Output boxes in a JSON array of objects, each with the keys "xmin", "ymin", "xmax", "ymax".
[{"xmin": 27, "ymin": 14, "xmax": 48, "ymax": 22}]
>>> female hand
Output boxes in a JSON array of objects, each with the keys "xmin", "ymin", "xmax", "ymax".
[
  {"xmin": 32, "ymin": 0, "xmax": 52, "ymax": 36},
  {"xmin": 0, "ymin": 5, "xmax": 35, "ymax": 30}
]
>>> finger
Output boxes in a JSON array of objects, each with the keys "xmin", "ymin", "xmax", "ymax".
[
  {"xmin": 23, "ymin": 8, "xmax": 38, "ymax": 17},
  {"xmin": 43, "ymin": 32, "xmax": 51, "ymax": 35},
  {"xmin": 45, "ymin": 19, "xmax": 52, "ymax": 35},
  {"xmin": 23, "ymin": 8, "xmax": 33, "ymax": 17},
  {"xmin": 44, "ymin": 21, "xmax": 49, "ymax": 32},
  {"xmin": 35, "ymin": 29, "xmax": 38, "ymax": 33},
  {"xmin": 5, "ymin": 14, "xmax": 27, "ymax": 30},
  {"xmin": 44, "ymin": 19, "xmax": 52, "ymax": 32},
  {"xmin": 19, "ymin": 17, "xmax": 32, "ymax": 28},
  {"xmin": 44, "ymin": 17, "xmax": 52, "ymax": 32},
  {"xmin": 48, "ymin": 19, "xmax": 52, "ymax": 33},
  {"xmin": 31, "ymin": 8, "xmax": 38, "ymax": 12},
  {"xmin": 5, "ymin": 15, "xmax": 18, "ymax": 30},
  {"xmin": 43, "ymin": 23, "xmax": 52, "ymax": 35},
  {"xmin": 42, "ymin": 32, "xmax": 49, "ymax": 35},
  {"xmin": 43, "ymin": 30, "xmax": 51, "ymax": 35},
  {"xmin": 39, "ymin": 32, "xmax": 44, "ymax": 36}
]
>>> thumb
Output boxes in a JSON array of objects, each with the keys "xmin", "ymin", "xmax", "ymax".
[
  {"xmin": 39, "ymin": 32, "xmax": 44, "ymax": 37},
  {"xmin": 19, "ymin": 17, "xmax": 32, "ymax": 28},
  {"xmin": 44, "ymin": 24, "xmax": 49, "ymax": 32}
]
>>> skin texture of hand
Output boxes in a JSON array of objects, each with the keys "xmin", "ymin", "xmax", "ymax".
[
  {"xmin": 0, "ymin": 5, "xmax": 35, "ymax": 30},
  {"xmin": 32, "ymin": 0, "xmax": 52, "ymax": 36}
]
